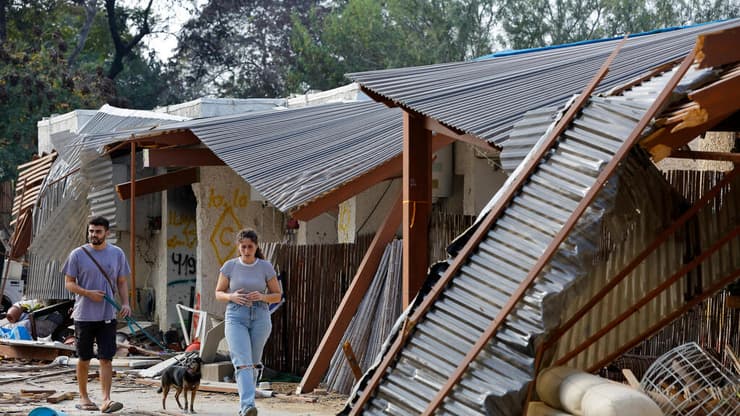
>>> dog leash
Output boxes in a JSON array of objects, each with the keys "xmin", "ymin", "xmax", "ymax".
[
  {"xmin": 104, "ymin": 294, "xmax": 171, "ymax": 352},
  {"xmin": 79, "ymin": 247, "xmax": 172, "ymax": 353}
]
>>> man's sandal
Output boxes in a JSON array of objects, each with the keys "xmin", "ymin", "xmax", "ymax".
[
  {"xmin": 100, "ymin": 401, "xmax": 124, "ymax": 413},
  {"xmin": 75, "ymin": 402, "xmax": 100, "ymax": 411}
]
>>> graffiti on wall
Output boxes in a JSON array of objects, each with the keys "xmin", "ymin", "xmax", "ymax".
[
  {"xmin": 167, "ymin": 210, "xmax": 197, "ymax": 249},
  {"xmin": 337, "ymin": 197, "xmax": 355, "ymax": 244},
  {"xmin": 208, "ymin": 187, "xmax": 247, "ymax": 264},
  {"xmin": 166, "ymin": 203, "xmax": 198, "ymax": 329}
]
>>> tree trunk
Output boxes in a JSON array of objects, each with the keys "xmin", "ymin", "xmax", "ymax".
[
  {"xmin": 105, "ymin": 0, "xmax": 153, "ymax": 80},
  {"xmin": 0, "ymin": 0, "xmax": 7, "ymax": 45},
  {"xmin": 68, "ymin": 0, "xmax": 99, "ymax": 70}
]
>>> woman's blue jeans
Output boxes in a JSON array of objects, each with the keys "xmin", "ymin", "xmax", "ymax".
[{"xmin": 225, "ymin": 302, "xmax": 272, "ymax": 411}]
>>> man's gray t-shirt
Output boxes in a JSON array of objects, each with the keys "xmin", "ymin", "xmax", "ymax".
[
  {"xmin": 62, "ymin": 244, "xmax": 131, "ymax": 321},
  {"xmin": 220, "ymin": 258, "xmax": 276, "ymax": 295}
]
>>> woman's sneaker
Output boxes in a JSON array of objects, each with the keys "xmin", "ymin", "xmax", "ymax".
[{"xmin": 240, "ymin": 407, "xmax": 258, "ymax": 416}]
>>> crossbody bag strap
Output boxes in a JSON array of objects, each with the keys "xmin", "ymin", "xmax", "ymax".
[{"xmin": 80, "ymin": 246, "xmax": 116, "ymax": 295}]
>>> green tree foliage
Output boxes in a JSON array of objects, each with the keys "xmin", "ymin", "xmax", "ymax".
[
  {"xmin": 0, "ymin": 0, "xmax": 111, "ymax": 182},
  {"xmin": 0, "ymin": 0, "xmax": 167, "ymax": 182},
  {"xmin": 169, "ymin": 0, "xmax": 326, "ymax": 99},
  {"xmin": 288, "ymin": 0, "xmax": 497, "ymax": 92},
  {"xmin": 496, "ymin": 0, "xmax": 740, "ymax": 49}
]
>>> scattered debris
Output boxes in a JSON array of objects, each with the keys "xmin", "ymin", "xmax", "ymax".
[
  {"xmin": 45, "ymin": 391, "xmax": 76, "ymax": 403},
  {"xmin": 640, "ymin": 342, "xmax": 740, "ymax": 415}
]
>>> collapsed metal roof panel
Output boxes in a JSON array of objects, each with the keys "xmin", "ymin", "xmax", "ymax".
[
  {"xmin": 348, "ymin": 19, "xmax": 739, "ymax": 147},
  {"xmin": 189, "ymin": 101, "xmax": 402, "ymax": 212},
  {"xmin": 353, "ymin": 59, "xmax": 706, "ymax": 415},
  {"xmin": 71, "ymin": 101, "xmax": 403, "ymax": 214},
  {"xmin": 93, "ymin": 101, "xmax": 404, "ymax": 213},
  {"xmin": 22, "ymin": 106, "xmax": 184, "ymax": 299},
  {"xmin": 54, "ymin": 104, "xmax": 187, "ymax": 168},
  {"xmin": 500, "ymin": 105, "xmax": 563, "ymax": 172},
  {"xmin": 553, "ymin": 171, "xmax": 740, "ymax": 372}
]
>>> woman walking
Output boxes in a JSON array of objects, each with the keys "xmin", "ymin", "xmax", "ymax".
[{"xmin": 215, "ymin": 229, "xmax": 282, "ymax": 416}]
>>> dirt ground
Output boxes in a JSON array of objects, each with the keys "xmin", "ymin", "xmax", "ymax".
[{"xmin": 0, "ymin": 359, "xmax": 346, "ymax": 416}]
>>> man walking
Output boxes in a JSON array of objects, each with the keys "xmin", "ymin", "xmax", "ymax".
[{"xmin": 63, "ymin": 216, "xmax": 131, "ymax": 413}]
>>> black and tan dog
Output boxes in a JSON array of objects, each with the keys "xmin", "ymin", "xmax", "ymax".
[{"xmin": 157, "ymin": 356, "xmax": 203, "ymax": 413}]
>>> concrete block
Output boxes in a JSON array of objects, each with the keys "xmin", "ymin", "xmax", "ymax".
[{"xmin": 202, "ymin": 361, "xmax": 234, "ymax": 382}]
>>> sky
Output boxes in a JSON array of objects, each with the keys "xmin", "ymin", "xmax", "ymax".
[{"xmin": 121, "ymin": 0, "xmax": 208, "ymax": 61}]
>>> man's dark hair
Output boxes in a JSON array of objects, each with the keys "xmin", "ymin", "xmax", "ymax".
[{"xmin": 89, "ymin": 216, "xmax": 110, "ymax": 230}]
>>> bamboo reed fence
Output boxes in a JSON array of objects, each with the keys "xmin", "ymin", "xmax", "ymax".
[
  {"xmin": 0, "ymin": 181, "xmax": 12, "ymax": 230},
  {"xmin": 602, "ymin": 170, "xmax": 740, "ymax": 381},
  {"xmin": 262, "ymin": 210, "xmax": 475, "ymax": 376}
]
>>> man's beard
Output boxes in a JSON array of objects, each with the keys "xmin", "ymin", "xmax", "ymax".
[{"xmin": 90, "ymin": 237, "xmax": 104, "ymax": 246}]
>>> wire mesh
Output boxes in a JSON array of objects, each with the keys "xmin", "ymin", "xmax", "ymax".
[{"xmin": 639, "ymin": 342, "xmax": 740, "ymax": 415}]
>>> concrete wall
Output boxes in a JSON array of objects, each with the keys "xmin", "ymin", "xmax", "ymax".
[
  {"xmin": 286, "ymin": 83, "xmax": 366, "ymax": 108},
  {"xmin": 192, "ymin": 166, "xmax": 286, "ymax": 318},
  {"xmin": 656, "ymin": 132, "xmax": 736, "ymax": 172},
  {"xmin": 458, "ymin": 142, "xmax": 508, "ymax": 215},
  {"xmin": 155, "ymin": 98, "xmax": 285, "ymax": 118},
  {"xmin": 336, "ymin": 179, "xmax": 402, "ymax": 243},
  {"xmin": 36, "ymin": 110, "xmax": 97, "ymax": 154},
  {"xmin": 154, "ymin": 186, "xmax": 198, "ymax": 331},
  {"xmin": 297, "ymin": 212, "xmax": 338, "ymax": 245}
]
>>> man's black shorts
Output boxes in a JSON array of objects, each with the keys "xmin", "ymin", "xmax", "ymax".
[{"xmin": 74, "ymin": 320, "xmax": 117, "ymax": 361}]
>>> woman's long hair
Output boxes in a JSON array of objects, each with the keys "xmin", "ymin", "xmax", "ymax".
[{"xmin": 237, "ymin": 228, "xmax": 264, "ymax": 259}]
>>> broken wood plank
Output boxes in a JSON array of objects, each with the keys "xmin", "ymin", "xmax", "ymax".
[
  {"xmin": 136, "ymin": 377, "xmax": 237, "ymax": 393},
  {"xmin": 46, "ymin": 391, "xmax": 76, "ymax": 403},
  {"xmin": 621, "ymin": 369, "xmax": 641, "ymax": 389},
  {"xmin": 137, "ymin": 353, "xmax": 188, "ymax": 378},
  {"xmin": 19, "ymin": 389, "xmax": 56, "ymax": 395},
  {"xmin": 274, "ymin": 393, "xmax": 318, "ymax": 403},
  {"xmin": 342, "ymin": 341, "xmax": 362, "ymax": 381},
  {"xmin": 0, "ymin": 340, "xmax": 74, "ymax": 361}
]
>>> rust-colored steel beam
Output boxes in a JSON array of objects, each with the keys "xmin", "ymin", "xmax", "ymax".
[
  {"xmin": 290, "ymin": 156, "xmax": 401, "ymax": 221},
  {"xmin": 402, "ymin": 111, "xmax": 432, "ymax": 308},
  {"xmin": 543, "ymin": 168, "xmax": 739, "ymax": 353},
  {"xmin": 587, "ymin": 265, "xmax": 740, "ymax": 373},
  {"xmin": 103, "ymin": 131, "xmax": 201, "ymax": 156},
  {"xmin": 556, "ymin": 224, "xmax": 740, "ymax": 367},
  {"xmin": 298, "ymin": 191, "xmax": 402, "ymax": 394},
  {"xmin": 349, "ymin": 36, "xmax": 630, "ymax": 416},
  {"xmin": 423, "ymin": 117, "xmax": 497, "ymax": 153},
  {"xmin": 130, "ymin": 142, "xmax": 136, "ymax": 309},
  {"xmin": 523, "ymin": 345, "xmax": 546, "ymax": 416},
  {"xmin": 116, "ymin": 168, "xmax": 199, "ymax": 200},
  {"xmin": 421, "ymin": 43, "xmax": 696, "ymax": 416},
  {"xmin": 143, "ymin": 148, "xmax": 225, "ymax": 167},
  {"xmin": 290, "ymin": 136, "xmax": 452, "ymax": 222}
]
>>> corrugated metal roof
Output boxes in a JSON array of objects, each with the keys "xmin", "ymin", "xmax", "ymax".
[
  {"xmin": 54, "ymin": 104, "xmax": 187, "ymax": 170},
  {"xmin": 80, "ymin": 101, "xmax": 403, "ymax": 213},
  {"xmin": 350, "ymin": 60, "xmax": 725, "ymax": 415},
  {"xmin": 552, "ymin": 172, "xmax": 739, "ymax": 373},
  {"xmin": 23, "ymin": 106, "xmax": 186, "ymax": 299},
  {"xmin": 189, "ymin": 101, "xmax": 402, "ymax": 212},
  {"xmin": 348, "ymin": 19, "xmax": 739, "ymax": 147},
  {"xmin": 499, "ymin": 104, "xmax": 563, "ymax": 172}
]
